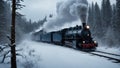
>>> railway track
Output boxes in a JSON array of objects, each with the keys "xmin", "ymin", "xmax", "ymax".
[
  {"xmin": 70, "ymin": 46, "xmax": 120, "ymax": 63},
  {"xmin": 45, "ymin": 42, "xmax": 120, "ymax": 63},
  {"xmin": 95, "ymin": 50, "xmax": 120, "ymax": 57},
  {"xmin": 83, "ymin": 50, "xmax": 120, "ymax": 63},
  {"xmin": 63, "ymin": 44, "xmax": 120, "ymax": 63}
]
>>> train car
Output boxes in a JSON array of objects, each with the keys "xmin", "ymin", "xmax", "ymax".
[
  {"xmin": 41, "ymin": 32, "xmax": 52, "ymax": 43},
  {"xmin": 31, "ymin": 31, "xmax": 40, "ymax": 41},
  {"xmin": 52, "ymin": 31, "xmax": 62, "ymax": 45}
]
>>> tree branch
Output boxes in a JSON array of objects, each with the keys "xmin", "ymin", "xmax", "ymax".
[{"xmin": 1, "ymin": 50, "xmax": 10, "ymax": 63}]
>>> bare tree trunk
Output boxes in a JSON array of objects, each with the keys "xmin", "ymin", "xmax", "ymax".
[{"xmin": 11, "ymin": 0, "xmax": 17, "ymax": 68}]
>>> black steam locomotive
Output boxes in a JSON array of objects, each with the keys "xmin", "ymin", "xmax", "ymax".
[{"xmin": 32, "ymin": 23, "xmax": 98, "ymax": 50}]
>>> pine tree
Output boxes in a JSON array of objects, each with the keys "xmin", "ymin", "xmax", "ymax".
[
  {"xmin": 0, "ymin": 0, "xmax": 11, "ymax": 44},
  {"xmin": 116, "ymin": 0, "xmax": 120, "ymax": 31},
  {"xmin": 105, "ymin": 0, "xmax": 112, "ymax": 25},
  {"xmin": 88, "ymin": 3, "xmax": 96, "ymax": 36},
  {"xmin": 101, "ymin": 0, "xmax": 112, "ymax": 37},
  {"xmin": 87, "ymin": 5, "xmax": 92, "ymax": 25},
  {"xmin": 91, "ymin": 2, "xmax": 95, "ymax": 24},
  {"xmin": 116, "ymin": 0, "xmax": 120, "ymax": 23},
  {"xmin": 0, "ymin": 0, "xmax": 6, "ymax": 43},
  {"xmin": 101, "ymin": 0, "xmax": 106, "ymax": 27},
  {"xmin": 112, "ymin": 4, "xmax": 116, "ymax": 29},
  {"xmin": 94, "ymin": 2, "xmax": 102, "ymax": 38},
  {"xmin": 115, "ymin": 0, "xmax": 120, "ymax": 44}
]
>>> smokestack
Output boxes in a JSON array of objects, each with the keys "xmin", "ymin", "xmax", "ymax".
[{"xmin": 82, "ymin": 22, "xmax": 86, "ymax": 28}]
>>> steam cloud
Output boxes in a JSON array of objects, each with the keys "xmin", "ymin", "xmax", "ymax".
[{"xmin": 43, "ymin": 0, "xmax": 88, "ymax": 32}]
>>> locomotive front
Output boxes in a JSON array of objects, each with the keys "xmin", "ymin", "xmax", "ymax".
[{"xmin": 78, "ymin": 24, "xmax": 98, "ymax": 50}]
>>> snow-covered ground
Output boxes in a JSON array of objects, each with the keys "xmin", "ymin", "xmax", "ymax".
[
  {"xmin": 97, "ymin": 46, "xmax": 120, "ymax": 55},
  {"xmin": 0, "ymin": 39, "xmax": 120, "ymax": 68}
]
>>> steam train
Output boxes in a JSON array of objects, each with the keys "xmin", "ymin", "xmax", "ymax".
[{"xmin": 32, "ymin": 23, "xmax": 98, "ymax": 50}]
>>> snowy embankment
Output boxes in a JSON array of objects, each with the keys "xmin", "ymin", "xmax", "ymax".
[
  {"xmin": 0, "ymin": 39, "xmax": 120, "ymax": 68},
  {"xmin": 97, "ymin": 46, "xmax": 120, "ymax": 55}
]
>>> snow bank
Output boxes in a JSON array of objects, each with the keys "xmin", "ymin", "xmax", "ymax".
[
  {"xmin": 18, "ymin": 40, "xmax": 120, "ymax": 68},
  {"xmin": 97, "ymin": 46, "xmax": 120, "ymax": 55},
  {"xmin": 0, "ymin": 40, "xmax": 120, "ymax": 68}
]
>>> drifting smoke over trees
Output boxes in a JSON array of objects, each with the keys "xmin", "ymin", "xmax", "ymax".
[
  {"xmin": 43, "ymin": 0, "xmax": 88, "ymax": 32},
  {"xmin": 0, "ymin": 0, "xmax": 45, "ymax": 44},
  {"xmin": 88, "ymin": 0, "xmax": 120, "ymax": 47}
]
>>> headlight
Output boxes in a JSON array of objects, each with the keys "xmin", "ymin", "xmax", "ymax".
[
  {"xmin": 86, "ymin": 26, "xmax": 90, "ymax": 29},
  {"xmin": 94, "ymin": 41, "xmax": 97, "ymax": 43},
  {"xmin": 83, "ymin": 41, "xmax": 85, "ymax": 43}
]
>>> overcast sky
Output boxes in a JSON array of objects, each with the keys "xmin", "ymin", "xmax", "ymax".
[{"xmin": 20, "ymin": 0, "xmax": 116, "ymax": 22}]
